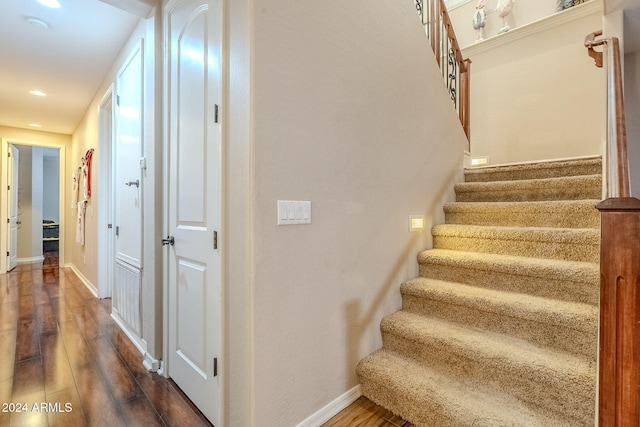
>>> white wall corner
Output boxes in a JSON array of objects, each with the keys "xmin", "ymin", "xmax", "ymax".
[{"xmin": 294, "ymin": 385, "xmax": 362, "ymax": 427}]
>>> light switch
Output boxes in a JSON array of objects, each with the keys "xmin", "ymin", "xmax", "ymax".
[{"xmin": 277, "ymin": 200, "xmax": 311, "ymax": 225}]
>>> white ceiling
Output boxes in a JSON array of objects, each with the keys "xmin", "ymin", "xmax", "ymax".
[{"xmin": 0, "ymin": 0, "xmax": 141, "ymax": 135}]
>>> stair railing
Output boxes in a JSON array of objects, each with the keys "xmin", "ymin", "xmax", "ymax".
[
  {"xmin": 416, "ymin": 0, "xmax": 471, "ymax": 142},
  {"xmin": 585, "ymin": 30, "xmax": 640, "ymax": 427},
  {"xmin": 585, "ymin": 30, "xmax": 629, "ymax": 197}
]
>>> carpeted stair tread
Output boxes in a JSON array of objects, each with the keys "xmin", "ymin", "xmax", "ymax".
[
  {"xmin": 379, "ymin": 312, "xmax": 596, "ymax": 422},
  {"xmin": 401, "ymin": 277, "xmax": 597, "ymax": 334},
  {"xmin": 432, "ymin": 224, "xmax": 599, "ymax": 263},
  {"xmin": 400, "ymin": 277, "xmax": 597, "ymax": 356},
  {"xmin": 464, "ymin": 156, "xmax": 602, "ymax": 183},
  {"xmin": 381, "ymin": 311, "xmax": 595, "ymax": 395},
  {"xmin": 455, "ymin": 174, "xmax": 602, "ymax": 202},
  {"xmin": 417, "ymin": 249, "xmax": 598, "ymax": 304},
  {"xmin": 357, "ymin": 349, "xmax": 581, "ymax": 427},
  {"xmin": 357, "ymin": 157, "xmax": 602, "ymax": 425},
  {"xmin": 444, "ymin": 200, "xmax": 600, "ymax": 228}
]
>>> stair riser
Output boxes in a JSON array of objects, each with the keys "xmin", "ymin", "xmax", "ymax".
[
  {"xmin": 432, "ymin": 234, "xmax": 599, "ymax": 263},
  {"xmin": 381, "ymin": 331, "xmax": 596, "ymax": 424},
  {"xmin": 444, "ymin": 207, "xmax": 600, "ymax": 229},
  {"xmin": 417, "ymin": 262, "xmax": 599, "ymax": 305},
  {"xmin": 455, "ymin": 186, "xmax": 602, "ymax": 202},
  {"xmin": 464, "ymin": 159, "xmax": 602, "ymax": 183},
  {"xmin": 401, "ymin": 294, "xmax": 597, "ymax": 358}
]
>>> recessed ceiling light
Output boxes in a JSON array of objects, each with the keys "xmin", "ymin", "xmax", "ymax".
[
  {"xmin": 36, "ymin": 0, "xmax": 61, "ymax": 9},
  {"xmin": 26, "ymin": 17, "xmax": 49, "ymax": 29},
  {"xmin": 29, "ymin": 90, "xmax": 47, "ymax": 97},
  {"xmin": 28, "ymin": 123, "xmax": 42, "ymax": 128}
]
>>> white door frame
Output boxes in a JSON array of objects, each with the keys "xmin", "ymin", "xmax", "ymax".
[
  {"xmin": 97, "ymin": 85, "xmax": 116, "ymax": 298},
  {"xmin": 0, "ymin": 137, "xmax": 66, "ymax": 274}
]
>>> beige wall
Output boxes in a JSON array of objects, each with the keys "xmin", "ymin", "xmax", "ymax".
[
  {"xmin": 247, "ymin": 0, "xmax": 467, "ymax": 425},
  {"xmin": 462, "ymin": 3, "xmax": 605, "ymax": 165},
  {"xmin": 223, "ymin": 0, "xmax": 254, "ymax": 424}
]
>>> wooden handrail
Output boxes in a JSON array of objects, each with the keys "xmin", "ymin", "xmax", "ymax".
[
  {"xmin": 418, "ymin": 0, "xmax": 471, "ymax": 143},
  {"xmin": 585, "ymin": 30, "xmax": 640, "ymax": 427},
  {"xmin": 585, "ymin": 31, "xmax": 629, "ymax": 197}
]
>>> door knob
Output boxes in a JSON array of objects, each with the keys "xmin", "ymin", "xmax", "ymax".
[
  {"xmin": 125, "ymin": 180, "xmax": 140, "ymax": 188},
  {"xmin": 162, "ymin": 236, "xmax": 175, "ymax": 246}
]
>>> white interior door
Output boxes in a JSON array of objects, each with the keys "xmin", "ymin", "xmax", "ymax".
[
  {"xmin": 7, "ymin": 144, "xmax": 19, "ymax": 271},
  {"xmin": 167, "ymin": 0, "xmax": 222, "ymax": 424},
  {"xmin": 115, "ymin": 41, "xmax": 144, "ymax": 269}
]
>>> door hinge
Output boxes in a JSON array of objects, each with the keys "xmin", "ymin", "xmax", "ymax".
[
  {"xmin": 116, "ymin": 95, "xmax": 120, "ymax": 106},
  {"xmin": 116, "ymin": 226, "xmax": 120, "ymax": 237},
  {"xmin": 214, "ymin": 104, "xmax": 219, "ymax": 123},
  {"xmin": 214, "ymin": 357, "xmax": 218, "ymax": 377},
  {"xmin": 7, "ymin": 185, "xmax": 9, "ymax": 191},
  {"xmin": 213, "ymin": 231, "xmax": 218, "ymax": 249},
  {"xmin": 6, "ymin": 251, "xmax": 9, "ymax": 257},
  {"xmin": 6, "ymin": 218, "xmax": 9, "ymax": 224},
  {"xmin": 7, "ymin": 152, "xmax": 10, "ymax": 158}
]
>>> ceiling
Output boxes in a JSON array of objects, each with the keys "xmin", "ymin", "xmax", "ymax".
[
  {"xmin": 2, "ymin": 0, "xmax": 639, "ymax": 137},
  {"xmin": 0, "ymin": 0, "xmax": 141, "ymax": 135}
]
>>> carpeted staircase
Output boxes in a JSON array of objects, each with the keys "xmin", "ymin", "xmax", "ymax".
[{"xmin": 356, "ymin": 156, "xmax": 602, "ymax": 426}]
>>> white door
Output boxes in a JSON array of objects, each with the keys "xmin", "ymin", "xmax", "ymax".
[
  {"xmin": 166, "ymin": 0, "xmax": 222, "ymax": 424},
  {"xmin": 115, "ymin": 41, "xmax": 144, "ymax": 270},
  {"xmin": 7, "ymin": 145, "xmax": 19, "ymax": 271}
]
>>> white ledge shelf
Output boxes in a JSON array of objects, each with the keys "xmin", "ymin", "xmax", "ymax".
[{"xmin": 462, "ymin": 0, "xmax": 603, "ymax": 56}]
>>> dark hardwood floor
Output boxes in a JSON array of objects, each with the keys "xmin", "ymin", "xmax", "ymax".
[
  {"xmin": 0, "ymin": 252, "xmax": 212, "ymax": 427},
  {"xmin": 322, "ymin": 396, "xmax": 414, "ymax": 427}
]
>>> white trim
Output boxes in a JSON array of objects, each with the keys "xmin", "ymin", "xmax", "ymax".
[
  {"xmin": 97, "ymin": 84, "xmax": 116, "ymax": 299},
  {"xmin": 462, "ymin": 0, "xmax": 603, "ymax": 54},
  {"xmin": 295, "ymin": 385, "xmax": 362, "ymax": 427},
  {"xmin": 65, "ymin": 262, "xmax": 98, "ymax": 297},
  {"xmin": 143, "ymin": 352, "xmax": 160, "ymax": 372},
  {"xmin": 111, "ymin": 311, "xmax": 147, "ymax": 354},
  {"xmin": 17, "ymin": 256, "xmax": 45, "ymax": 264}
]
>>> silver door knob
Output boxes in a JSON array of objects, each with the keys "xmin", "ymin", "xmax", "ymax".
[
  {"xmin": 125, "ymin": 180, "xmax": 140, "ymax": 187},
  {"xmin": 162, "ymin": 236, "xmax": 175, "ymax": 246}
]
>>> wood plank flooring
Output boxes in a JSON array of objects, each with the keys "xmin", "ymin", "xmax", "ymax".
[
  {"xmin": 0, "ymin": 253, "xmax": 212, "ymax": 427},
  {"xmin": 322, "ymin": 396, "xmax": 414, "ymax": 427}
]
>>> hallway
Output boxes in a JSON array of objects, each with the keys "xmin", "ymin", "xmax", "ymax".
[{"xmin": 0, "ymin": 255, "xmax": 212, "ymax": 426}]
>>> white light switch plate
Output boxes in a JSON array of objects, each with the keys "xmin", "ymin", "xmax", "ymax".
[{"xmin": 277, "ymin": 200, "xmax": 311, "ymax": 225}]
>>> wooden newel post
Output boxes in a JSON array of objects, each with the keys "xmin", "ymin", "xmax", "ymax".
[{"xmin": 597, "ymin": 197, "xmax": 640, "ymax": 426}]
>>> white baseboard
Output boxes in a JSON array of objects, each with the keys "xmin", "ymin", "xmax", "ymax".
[
  {"xmin": 295, "ymin": 385, "xmax": 362, "ymax": 427},
  {"xmin": 17, "ymin": 256, "xmax": 45, "ymax": 264},
  {"xmin": 65, "ymin": 263, "xmax": 98, "ymax": 297},
  {"xmin": 111, "ymin": 311, "xmax": 146, "ymax": 355}
]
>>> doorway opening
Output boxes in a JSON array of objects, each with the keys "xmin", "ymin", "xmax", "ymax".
[{"xmin": 0, "ymin": 138, "xmax": 66, "ymax": 274}]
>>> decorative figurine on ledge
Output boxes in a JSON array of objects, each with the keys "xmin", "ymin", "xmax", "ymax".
[
  {"xmin": 496, "ymin": 0, "xmax": 515, "ymax": 34},
  {"xmin": 472, "ymin": 0, "xmax": 487, "ymax": 42},
  {"xmin": 556, "ymin": 0, "xmax": 587, "ymax": 12}
]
